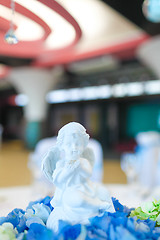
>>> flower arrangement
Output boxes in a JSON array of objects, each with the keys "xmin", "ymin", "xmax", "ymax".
[
  {"xmin": 0, "ymin": 196, "xmax": 160, "ymax": 240},
  {"xmin": 130, "ymin": 199, "xmax": 160, "ymax": 226}
]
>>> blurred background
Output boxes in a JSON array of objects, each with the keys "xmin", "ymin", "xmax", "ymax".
[{"xmin": 1, "ymin": 0, "xmax": 160, "ymax": 190}]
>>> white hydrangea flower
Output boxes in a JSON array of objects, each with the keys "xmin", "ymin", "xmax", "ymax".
[{"xmin": 0, "ymin": 222, "xmax": 17, "ymax": 240}]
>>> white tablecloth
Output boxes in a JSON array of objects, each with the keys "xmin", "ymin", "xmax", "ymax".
[{"xmin": 0, "ymin": 184, "xmax": 160, "ymax": 217}]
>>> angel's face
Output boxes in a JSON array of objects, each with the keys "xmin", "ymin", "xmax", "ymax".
[{"xmin": 62, "ymin": 133, "xmax": 85, "ymax": 160}]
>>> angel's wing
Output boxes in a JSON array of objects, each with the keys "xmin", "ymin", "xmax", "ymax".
[
  {"xmin": 41, "ymin": 146, "xmax": 60, "ymax": 182},
  {"xmin": 82, "ymin": 147, "xmax": 95, "ymax": 168}
]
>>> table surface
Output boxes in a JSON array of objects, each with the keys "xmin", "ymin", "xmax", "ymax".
[{"xmin": 1, "ymin": 183, "xmax": 160, "ymax": 217}]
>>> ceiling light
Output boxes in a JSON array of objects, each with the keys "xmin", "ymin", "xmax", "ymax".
[
  {"xmin": 1, "ymin": 5, "xmax": 44, "ymax": 41},
  {"xmin": 68, "ymin": 88, "xmax": 83, "ymax": 102},
  {"xmin": 4, "ymin": 0, "xmax": 18, "ymax": 44},
  {"xmin": 126, "ymin": 82, "xmax": 144, "ymax": 96},
  {"xmin": 46, "ymin": 90, "xmax": 69, "ymax": 103},
  {"xmin": 142, "ymin": 0, "xmax": 160, "ymax": 23},
  {"xmin": 144, "ymin": 80, "xmax": 160, "ymax": 94},
  {"xmin": 98, "ymin": 85, "xmax": 112, "ymax": 99},
  {"xmin": 112, "ymin": 83, "xmax": 127, "ymax": 97},
  {"xmin": 15, "ymin": 94, "xmax": 29, "ymax": 106}
]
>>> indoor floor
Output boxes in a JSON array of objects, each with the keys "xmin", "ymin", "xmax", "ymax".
[{"xmin": 0, "ymin": 140, "xmax": 127, "ymax": 187}]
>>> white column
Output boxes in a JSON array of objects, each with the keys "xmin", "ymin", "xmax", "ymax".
[
  {"xmin": 136, "ymin": 36, "xmax": 160, "ymax": 78},
  {"xmin": 8, "ymin": 66, "xmax": 64, "ymax": 148}
]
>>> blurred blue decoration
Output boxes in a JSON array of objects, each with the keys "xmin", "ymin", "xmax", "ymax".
[
  {"xmin": 4, "ymin": 0, "xmax": 19, "ymax": 45},
  {"xmin": 25, "ymin": 121, "xmax": 41, "ymax": 149},
  {"xmin": 4, "ymin": 29, "xmax": 18, "ymax": 45},
  {"xmin": 142, "ymin": 0, "xmax": 160, "ymax": 23},
  {"xmin": 120, "ymin": 153, "xmax": 140, "ymax": 185}
]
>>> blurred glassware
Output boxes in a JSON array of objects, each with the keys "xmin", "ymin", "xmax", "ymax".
[
  {"xmin": 4, "ymin": 0, "xmax": 19, "ymax": 45},
  {"xmin": 120, "ymin": 152, "xmax": 139, "ymax": 185},
  {"xmin": 142, "ymin": 0, "xmax": 160, "ymax": 23},
  {"xmin": 5, "ymin": 29, "xmax": 18, "ymax": 45},
  {"xmin": 135, "ymin": 131, "xmax": 160, "ymax": 189},
  {"xmin": 121, "ymin": 131, "xmax": 160, "ymax": 199}
]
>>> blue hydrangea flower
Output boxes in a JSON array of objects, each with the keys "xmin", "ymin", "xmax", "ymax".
[
  {"xmin": 26, "ymin": 196, "xmax": 53, "ymax": 212},
  {"xmin": 25, "ymin": 203, "xmax": 51, "ymax": 225},
  {"xmin": 57, "ymin": 221, "xmax": 82, "ymax": 239},
  {"xmin": 1, "ymin": 195, "xmax": 160, "ymax": 239},
  {"xmin": 26, "ymin": 223, "xmax": 55, "ymax": 240},
  {"xmin": 26, "ymin": 216, "xmax": 45, "ymax": 228},
  {"xmin": 0, "ymin": 208, "xmax": 27, "ymax": 233},
  {"xmin": 112, "ymin": 197, "xmax": 132, "ymax": 214}
]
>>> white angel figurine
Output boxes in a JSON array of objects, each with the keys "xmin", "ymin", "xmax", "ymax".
[{"xmin": 42, "ymin": 122, "xmax": 114, "ymax": 232}]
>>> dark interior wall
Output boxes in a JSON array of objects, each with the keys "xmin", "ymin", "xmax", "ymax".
[
  {"xmin": 103, "ymin": 0, "xmax": 144, "ymax": 26},
  {"xmin": 102, "ymin": 0, "xmax": 160, "ymax": 36},
  {"xmin": 47, "ymin": 96, "xmax": 160, "ymax": 154},
  {"xmin": 126, "ymin": 102, "xmax": 160, "ymax": 137},
  {"xmin": 1, "ymin": 95, "xmax": 160, "ymax": 157},
  {"xmin": 0, "ymin": 105, "xmax": 24, "ymax": 140},
  {"xmin": 1, "ymin": 59, "xmax": 160, "ymax": 155},
  {"xmin": 47, "ymin": 100, "xmax": 121, "ymax": 152}
]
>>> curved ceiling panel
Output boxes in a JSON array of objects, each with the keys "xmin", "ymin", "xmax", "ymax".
[
  {"xmin": 0, "ymin": 0, "xmax": 82, "ymax": 59},
  {"xmin": 0, "ymin": 0, "xmax": 149, "ymax": 68},
  {"xmin": 33, "ymin": 0, "xmax": 149, "ymax": 66},
  {"xmin": 39, "ymin": 0, "xmax": 82, "ymax": 47},
  {"xmin": 0, "ymin": 17, "xmax": 13, "ymax": 32}
]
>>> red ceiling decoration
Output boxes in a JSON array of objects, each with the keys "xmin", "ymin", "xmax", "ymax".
[
  {"xmin": 0, "ymin": 0, "xmax": 150, "ymax": 68},
  {"xmin": 0, "ymin": 0, "xmax": 82, "ymax": 60}
]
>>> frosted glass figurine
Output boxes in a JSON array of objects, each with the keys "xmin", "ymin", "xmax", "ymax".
[{"xmin": 42, "ymin": 122, "xmax": 114, "ymax": 232}]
